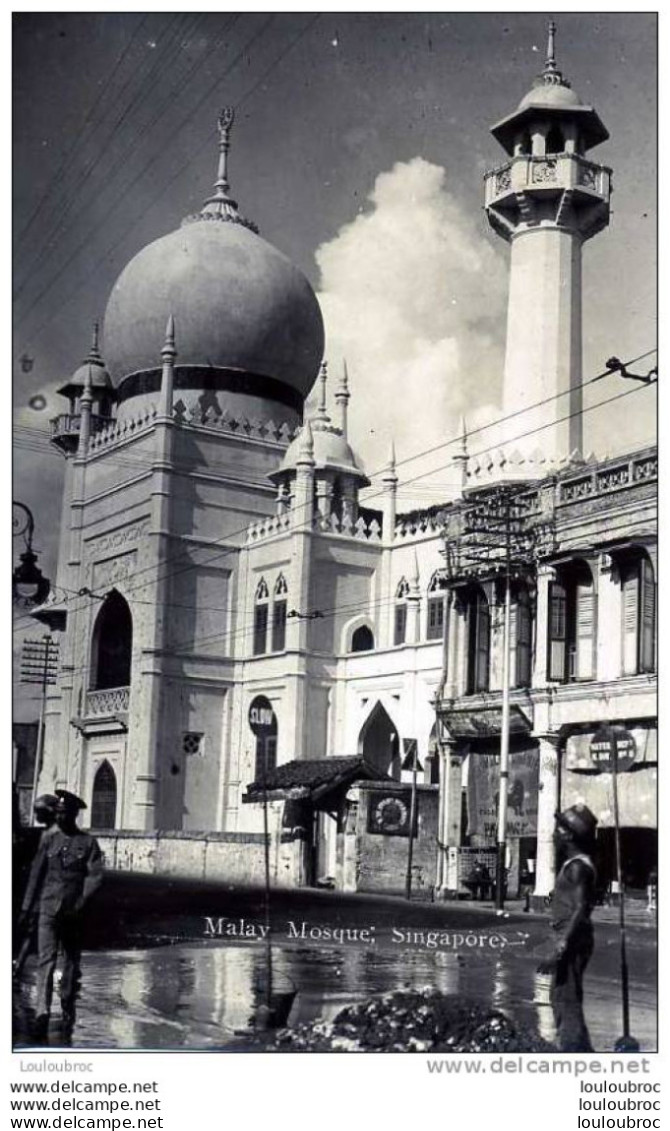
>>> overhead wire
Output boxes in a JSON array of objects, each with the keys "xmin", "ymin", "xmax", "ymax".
[
  {"xmin": 14, "ymin": 13, "xmax": 196, "ymax": 299},
  {"xmin": 11, "ymin": 371, "xmax": 657, "ymax": 653},
  {"xmin": 15, "ymin": 13, "xmax": 240, "ymax": 303},
  {"xmin": 15, "ymin": 14, "xmax": 321, "ymax": 345}
]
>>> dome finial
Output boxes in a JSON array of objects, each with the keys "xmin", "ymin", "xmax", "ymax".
[
  {"xmin": 84, "ymin": 320, "xmax": 103, "ymax": 365},
  {"xmin": 184, "ymin": 107, "xmax": 258, "ymax": 233},
  {"xmin": 538, "ymin": 19, "xmax": 570, "ymax": 89}
]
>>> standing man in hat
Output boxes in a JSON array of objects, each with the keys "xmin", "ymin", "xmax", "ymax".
[
  {"xmin": 538, "ymin": 803, "xmax": 598, "ymax": 1052},
  {"xmin": 20, "ymin": 790, "xmax": 103, "ymax": 1040},
  {"xmin": 14, "ymin": 794, "xmax": 60, "ymax": 978}
]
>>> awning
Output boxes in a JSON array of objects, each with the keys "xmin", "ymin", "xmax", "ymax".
[
  {"xmin": 441, "ymin": 705, "xmax": 531, "ymax": 741},
  {"xmin": 243, "ymin": 756, "xmax": 390, "ymax": 805}
]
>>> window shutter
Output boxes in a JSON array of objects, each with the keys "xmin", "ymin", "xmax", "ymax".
[
  {"xmin": 253, "ymin": 604, "xmax": 268, "ymax": 656},
  {"xmin": 394, "ymin": 603, "xmax": 407, "ymax": 646},
  {"xmin": 620, "ymin": 567, "xmax": 639, "ymax": 676},
  {"xmin": 272, "ymin": 601, "xmax": 287, "ymax": 652},
  {"xmin": 548, "ymin": 582, "xmax": 567, "ymax": 681},
  {"xmin": 427, "ymin": 597, "xmax": 444, "ymax": 640},
  {"xmin": 639, "ymin": 557, "xmax": 656, "ymax": 672},
  {"xmin": 575, "ymin": 579, "xmax": 595, "ymax": 679},
  {"xmin": 475, "ymin": 594, "xmax": 490, "ymax": 691},
  {"xmin": 515, "ymin": 599, "xmax": 532, "ymax": 687}
]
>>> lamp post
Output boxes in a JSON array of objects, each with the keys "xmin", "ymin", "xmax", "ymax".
[{"xmin": 13, "ymin": 502, "xmax": 51, "ymax": 607}]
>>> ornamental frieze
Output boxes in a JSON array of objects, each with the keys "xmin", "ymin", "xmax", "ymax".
[
  {"xmin": 87, "ymin": 520, "xmax": 150, "ymax": 560},
  {"xmin": 92, "ymin": 550, "xmax": 137, "ymax": 590}
]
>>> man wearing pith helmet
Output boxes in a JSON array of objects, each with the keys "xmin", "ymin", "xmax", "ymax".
[
  {"xmin": 20, "ymin": 789, "xmax": 103, "ymax": 1041},
  {"xmin": 538, "ymin": 803, "xmax": 598, "ymax": 1052}
]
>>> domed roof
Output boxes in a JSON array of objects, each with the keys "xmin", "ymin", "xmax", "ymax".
[
  {"xmin": 102, "ymin": 109, "xmax": 324, "ymax": 400},
  {"xmin": 270, "ymin": 363, "xmax": 369, "ymax": 484},
  {"xmin": 518, "ymin": 79, "xmax": 584, "ymax": 111},
  {"xmin": 278, "ymin": 423, "xmax": 367, "ymax": 479},
  {"xmin": 57, "ymin": 324, "xmax": 113, "ymax": 397}
]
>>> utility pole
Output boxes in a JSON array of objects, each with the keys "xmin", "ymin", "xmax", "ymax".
[
  {"xmin": 402, "ymin": 739, "xmax": 422, "ymax": 900},
  {"xmin": 20, "ymin": 635, "xmax": 59, "ymax": 808},
  {"xmin": 443, "ymin": 483, "xmax": 548, "ymax": 909}
]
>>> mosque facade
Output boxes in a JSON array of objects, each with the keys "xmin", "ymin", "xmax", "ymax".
[{"xmin": 35, "ymin": 32, "xmax": 656, "ymax": 899}]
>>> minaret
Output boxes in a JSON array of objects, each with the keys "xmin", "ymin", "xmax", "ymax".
[
  {"xmin": 335, "ymin": 361, "xmax": 351, "ymax": 436},
  {"xmin": 452, "ymin": 416, "xmax": 469, "ymax": 494},
  {"xmin": 485, "ymin": 22, "xmax": 611, "ymax": 462}
]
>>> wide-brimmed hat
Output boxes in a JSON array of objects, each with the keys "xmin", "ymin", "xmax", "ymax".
[
  {"xmin": 34, "ymin": 793, "xmax": 58, "ymax": 813},
  {"xmin": 555, "ymin": 803, "xmax": 598, "ymax": 842},
  {"xmin": 55, "ymin": 789, "xmax": 87, "ymax": 814}
]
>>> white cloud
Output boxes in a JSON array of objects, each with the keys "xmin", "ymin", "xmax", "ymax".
[{"xmin": 314, "ymin": 157, "xmax": 508, "ymax": 505}]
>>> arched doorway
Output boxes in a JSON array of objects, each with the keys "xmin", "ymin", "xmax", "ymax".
[
  {"xmin": 91, "ymin": 760, "xmax": 117, "ymax": 829},
  {"xmin": 358, "ymin": 702, "xmax": 400, "ymax": 779},
  {"xmin": 91, "ymin": 590, "xmax": 133, "ymax": 690}
]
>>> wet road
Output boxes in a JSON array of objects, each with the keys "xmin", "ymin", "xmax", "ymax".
[{"xmin": 14, "ymin": 925, "xmax": 656, "ymax": 1053}]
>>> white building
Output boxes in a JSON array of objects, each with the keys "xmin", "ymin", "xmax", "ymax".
[{"xmin": 35, "ymin": 29, "xmax": 656, "ymax": 899}]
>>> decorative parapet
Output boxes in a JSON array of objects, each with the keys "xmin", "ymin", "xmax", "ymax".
[
  {"xmin": 85, "ymin": 686, "xmax": 130, "ymax": 716},
  {"xmin": 394, "ymin": 509, "xmax": 445, "ymax": 540},
  {"xmin": 484, "ymin": 154, "xmax": 611, "ymax": 206},
  {"xmin": 558, "ymin": 451, "xmax": 657, "ymax": 506},
  {"xmin": 172, "ymin": 401, "xmax": 298, "ymax": 445},
  {"xmin": 88, "ymin": 406, "xmax": 158, "ymax": 453},
  {"xmin": 313, "ymin": 512, "xmax": 382, "ymax": 542},
  {"xmin": 246, "ymin": 512, "xmax": 291, "ymax": 544}
]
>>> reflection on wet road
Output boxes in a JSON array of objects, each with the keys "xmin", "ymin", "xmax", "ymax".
[{"xmin": 14, "ymin": 939, "xmax": 657, "ymax": 1053}]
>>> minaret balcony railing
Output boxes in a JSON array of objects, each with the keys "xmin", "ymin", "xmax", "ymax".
[
  {"xmin": 484, "ymin": 153, "xmax": 611, "ymax": 209},
  {"xmin": 50, "ymin": 412, "xmax": 108, "ymax": 451}
]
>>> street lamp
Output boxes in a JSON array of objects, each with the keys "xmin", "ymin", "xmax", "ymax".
[{"xmin": 12, "ymin": 502, "xmax": 51, "ymax": 607}]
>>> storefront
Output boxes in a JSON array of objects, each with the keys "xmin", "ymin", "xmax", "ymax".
[{"xmin": 561, "ymin": 722, "xmax": 657, "ymax": 892}]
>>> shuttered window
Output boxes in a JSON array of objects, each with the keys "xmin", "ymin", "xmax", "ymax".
[
  {"xmin": 253, "ymin": 603, "xmax": 268, "ymax": 656},
  {"xmin": 548, "ymin": 581, "xmax": 567, "ymax": 681},
  {"xmin": 394, "ymin": 602, "xmax": 407, "ymax": 646},
  {"xmin": 467, "ymin": 589, "xmax": 490, "ymax": 693},
  {"xmin": 514, "ymin": 595, "xmax": 532, "ymax": 687},
  {"xmin": 575, "ymin": 579, "xmax": 595, "ymax": 680},
  {"xmin": 640, "ymin": 557, "xmax": 656, "ymax": 672},
  {"xmin": 427, "ymin": 597, "xmax": 444, "ymax": 640},
  {"xmin": 621, "ymin": 566, "xmax": 639, "ymax": 676}
]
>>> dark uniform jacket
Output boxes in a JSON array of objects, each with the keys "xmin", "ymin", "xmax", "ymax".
[{"xmin": 22, "ymin": 828, "xmax": 104, "ymax": 917}]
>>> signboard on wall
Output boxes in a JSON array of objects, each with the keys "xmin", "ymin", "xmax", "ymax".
[
  {"xmin": 467, "ymin": 747, "xmax": 539, "ymax": 840},
  {"xmin": 367, "ymin": 790, "xmax": 414, "ymax": 837}
]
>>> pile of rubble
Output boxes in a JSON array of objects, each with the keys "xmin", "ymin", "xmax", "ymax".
[{"xmin": 257, "ymin": 988, "xmax": 554, "ymax": 1053}]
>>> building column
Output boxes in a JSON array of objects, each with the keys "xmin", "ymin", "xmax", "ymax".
[
  {"xmin": 532, "ymin": 564, "xmax": 556, "ymax": 686},
  {"xmin": 596, "ymin": 552, "xmax": 620, "ymax": 681},
  {"xmin": 437, "ymin": 739, "xmax": 463, "ymax": 896},
  {"xmin": 534, "ymin": 733, "xmax": 560, "ymax": 899}
]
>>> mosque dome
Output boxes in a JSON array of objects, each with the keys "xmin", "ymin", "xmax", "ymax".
[
  {"xmin": 102, "ymin": 109, "xmax": 324, "ymax": 415},
  {"xmin": 518, "ymin": 80, "xmax": 584, "ymax": 112}
]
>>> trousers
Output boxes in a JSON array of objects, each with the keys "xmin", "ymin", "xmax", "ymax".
[
  {"xmin": 551, "ymin": 935, "xmax": 594, "ymax": 1052},
  {"xmin": 34, "ymin": 913, "xmax": 81, "ymax": 1019}
]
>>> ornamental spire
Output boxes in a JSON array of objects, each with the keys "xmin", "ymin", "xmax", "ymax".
[
  {"xmin": 538, "ymin": 19, "xmax": 571, "ymax": 90},
  {"xmin": 183, "ymin": 107, "xmax": 258, "ymax": 232}
]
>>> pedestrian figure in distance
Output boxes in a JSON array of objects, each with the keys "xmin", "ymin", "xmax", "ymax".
[
  {"xmin": 538, "ymin": 804, "xmax": 598, "ymax": 1052},
  {"xmin": 19, "ymin": 790, "xmax": 103, "ymax": 1041},
  {"xmin": 14, "ymin": 794, "xmax": 59, "ymax": 979}
]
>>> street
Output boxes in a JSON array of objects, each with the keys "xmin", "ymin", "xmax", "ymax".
[{"xmin": 13, "ymin": 876, "xmax": 657, "ymax": 1053}]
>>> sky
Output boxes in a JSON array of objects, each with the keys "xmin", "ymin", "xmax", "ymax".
[{"xmin": 11, "ymin": 12, "xmax": 657, "ymax": 714}]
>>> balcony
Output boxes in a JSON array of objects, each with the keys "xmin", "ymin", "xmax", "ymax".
[
  {"xmin": 484, "ymin": 154, "xmax": 611, "ymax": 242},
  {"xmin": 72, "ymin": 686, "xmax": 130, "ymax": 736},
  {"xmin": 50, "ymin": 413, "xmax": 108, "ymax": 454}
]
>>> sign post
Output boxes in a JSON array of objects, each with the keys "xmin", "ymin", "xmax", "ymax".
[
  {"xmin": 248, "ymin": 695, "xmax": 276, "ymax": 1023},
  {"xmin": 590, "ymin": 724, "xmax": 640, "ymax": 1052},
  {"xmin": 402, "ymin": 739, "xmax": 422, "ymax": 901}
]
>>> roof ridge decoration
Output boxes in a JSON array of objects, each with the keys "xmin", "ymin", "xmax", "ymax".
[
  {"xmin": 183, "ymin": 107, "xmax": 259, "ymax": 233},
  {"xmin": 534, "ymin": 20, "xmax": 571, "ymax": 92}
]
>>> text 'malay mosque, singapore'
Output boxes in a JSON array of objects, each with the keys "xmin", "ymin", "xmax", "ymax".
[{"xmin": 34, "ymin": 26, "xmax": 657, "ymax": 903}]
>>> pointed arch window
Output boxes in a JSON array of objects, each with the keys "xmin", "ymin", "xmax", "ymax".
[
  {"xmin": 91, "ymin": 590, "xmax": 132, "ymax": 690},
  {"xmin": 272, "ymin": 574, "xmax": 288, "ymax": 653},
  {"xmin": 427, "ymin": 572, "xmax": 446, "ymax": 641},
  {"xmin": 90, "ymin": 760, "xmax": 117, "ymax": 829},
  {"xmin": 253, "ymin": 577, "xmax": 270, "ymax": 656},
  {"xmin": 394, "ymin": 578, "xmax": 410, "ymax": 646},
  {"xmin": 351, "ymin": 625, "xmax": 374, "ymax": 653}
]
